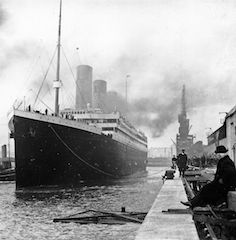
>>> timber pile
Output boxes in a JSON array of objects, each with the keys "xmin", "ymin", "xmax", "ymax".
[
  {"xmin": 0, "ymin": 168, "xmax": 15, "ymax": 181},
  {"xmin": 183, "ymin": 169, "xmax": 236, "ymax": 239},
  {"xmin": 53, "ymin": 209, "xmax": 147, "ymax": 225}
]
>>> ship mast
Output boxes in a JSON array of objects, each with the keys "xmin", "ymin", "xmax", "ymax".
[{"xmin": 54, "ymin": 0, "xmax": 62, "ymax": 116}]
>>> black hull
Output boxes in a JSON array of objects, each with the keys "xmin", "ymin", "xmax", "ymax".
[{"xmin": 13, "ymin": 114, "xmax": 147, "ymax": 189}]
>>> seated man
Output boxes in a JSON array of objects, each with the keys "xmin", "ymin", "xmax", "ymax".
[{"xmin": 181, "ymin": 145, "xmax": 236, "ymax": 208}]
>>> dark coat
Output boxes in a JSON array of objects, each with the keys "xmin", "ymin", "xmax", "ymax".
[
  {"xmin": 193, "ymin": 155, "xmax": 236, "ymax": 206},
  {"xmin": 177, "ymin": 153, "xmax": 188, "ymax": 170},
  {"xmin": 214, "ymin": 155, "xmax": 236, "ymax": 190}
]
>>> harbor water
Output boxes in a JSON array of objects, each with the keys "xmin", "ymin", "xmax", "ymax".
[{"xmin": 0, "ymin": 167, "xmax": 166, "ymax": 240}]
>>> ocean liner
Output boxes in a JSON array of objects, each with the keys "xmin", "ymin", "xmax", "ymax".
[{"xmin": 8, "ymin": 0, "xmax": 148, "ymax": 189}]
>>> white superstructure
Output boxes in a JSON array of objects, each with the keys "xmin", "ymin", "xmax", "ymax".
[{"xmin": 60, "ymin": 108, "xmax": 148, "ymax": 151}]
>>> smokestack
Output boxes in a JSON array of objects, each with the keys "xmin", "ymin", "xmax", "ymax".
[
  {"xmin": 2, "ymin": 144, "xmax": 6, "ymax": 159},
  {"xmin": 75, "ymin": 65, "xmax": 93, "ymax": 109},
  {"xmin": 93, "ymin": 80, "xmax": 107, "ymax": 111}
]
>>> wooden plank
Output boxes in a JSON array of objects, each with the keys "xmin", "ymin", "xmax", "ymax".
[
  {"xmin": 205, "ymin": 223, "xmax": 218, "ymax": 240},
  {"xmin": 194, "ymin": 214, "xmax": 236, "ymax": 227},
  {"xmin": 53, "ymin": 210, "xmax": 145, "ymax": 224},
  {"xmin": 184, "ymin": 176, "xmax": 209, "ymax": 182},
  {"xmin": 162, "ymin": 208, "xmax": 192, "ymax": 214},
  {"xmin": 193, "ymin": 208, "xmax": 235, "ymax": 214},
  {"xmin": 184, "ymin": 170, "xmax": 201, "ymax": 176},
  {"xmin": 94, "ymin": 210, "xmax": 143, "ymax": 223}
]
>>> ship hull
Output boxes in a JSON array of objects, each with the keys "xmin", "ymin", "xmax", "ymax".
[{"xmin": 12, "ymin": 112, "xmax": 147, "ymax": 189}]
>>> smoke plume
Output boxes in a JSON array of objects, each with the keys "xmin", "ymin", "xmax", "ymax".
[
  {"xmin": 0, "ymin": 3, "xmax": 6, "ymax": 26},
  {"xmin": 0, "ymin": 43, "xmax": 32, "ymax": 73},
  {"xmin": 104, "ymin": 64, "xmax": 236, "ymax": 138}
]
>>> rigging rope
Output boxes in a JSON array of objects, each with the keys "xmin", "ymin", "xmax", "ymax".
[
  {"xmin": 33, "ymin": 46, "xmax": 57, "ymax": 108},
  {"xmin": 61, "ymin": 46, "xmax": 88, "ymax": 108},
  {"xmin": 24, "ymin": 55, "xmax": 41, "ymax": 88},
  {"xmin": 60, "ymin": 86, "xmax": 75, "ymax": 110},
  {"xmin": 49, "ymin": 125, "xmax": 118, "ymax": 178},
  {"xmin": 35, "ymin": 97, "xmax": 54, "ymax": 112},
  {"xmin": 30, "ymin": 89, "xmax": 54, "ymax": 112}
]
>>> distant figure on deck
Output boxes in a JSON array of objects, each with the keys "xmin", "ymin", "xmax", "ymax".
[
  {"xmin": 181, "ymin": 145, "xmax": 236, "ymax": 208},
  {"xmin": 172, "ymin": 155, "xmax": 177, "ymax": 169},
  {"xmin": 177, "ymin": 149, "xmax": 188, "ymax": 177}
]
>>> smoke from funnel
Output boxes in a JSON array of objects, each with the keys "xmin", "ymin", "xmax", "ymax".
[
  {"xmin": 104, "ymin": 66, "xmax": 236, "ymax": 139},
  {"xmin": 105, "ymin": 91, "xmax": 127, "ymax": 114},
  {"xmin": 0, "ymin": 3, "xmax": 7, "ymax": 26}
]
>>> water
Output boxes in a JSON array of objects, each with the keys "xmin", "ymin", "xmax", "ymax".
[{"xmin": 0, "ymin": 167, "xmax": 166, "ymax": 240}]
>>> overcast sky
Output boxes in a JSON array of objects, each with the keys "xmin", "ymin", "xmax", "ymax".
[{"xmin": 1, "ymin": 0, "xmax": 236, "ymax": 150}]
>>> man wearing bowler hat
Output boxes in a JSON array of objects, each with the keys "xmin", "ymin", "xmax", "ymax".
[
  {"xmin": 181, "ymin": 145, "xmax": 236, "ymax": 208},
  {"xmin": 177, "ymin": 149, "xmax": 188, "ymax": 177}
]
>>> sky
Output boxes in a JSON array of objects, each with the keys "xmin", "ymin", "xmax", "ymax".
[{"xmin": 1, "ymin": 0, "xmax": 236, "ymax": 150}]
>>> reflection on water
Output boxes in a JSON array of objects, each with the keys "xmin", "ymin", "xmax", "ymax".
[{"xmin": 0, "ymin": 167, "xmax": 166, "ymax": 240}]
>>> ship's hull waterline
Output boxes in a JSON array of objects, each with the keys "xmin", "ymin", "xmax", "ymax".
[{"xmin": 11, "ymin": 111, "xmax": 147, "ymax": 189}]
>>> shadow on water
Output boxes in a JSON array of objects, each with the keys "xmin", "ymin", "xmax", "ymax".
[{"xmin": 15, "ymin": 170, "xmax": 149, "ymax": 201}]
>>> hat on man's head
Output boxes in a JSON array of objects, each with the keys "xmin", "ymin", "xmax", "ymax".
[{"xmin": 215, "ymin": 145, "xmax": 228, "ymax": 153}]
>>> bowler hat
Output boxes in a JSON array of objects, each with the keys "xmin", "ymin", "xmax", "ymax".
[{"xmin": 215, "ymin": 145, "xmax": 228, "ymax": 153}]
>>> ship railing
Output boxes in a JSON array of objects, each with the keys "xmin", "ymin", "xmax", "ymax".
[
  {"xmin": 119, "ymin": 122, "xmax": 143, "ymax": 139},
  {"xmin": 112, "ymin": 132, "xmax": 147, "ymax": 151},
  {"xmin": 116, "ymin": 126, "xmax": 147, "ymax": 146}
]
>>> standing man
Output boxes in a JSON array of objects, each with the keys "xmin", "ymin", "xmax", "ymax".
[{"xmin": 177, "ymin": 149, "xmax": 188, "ymax": 177}]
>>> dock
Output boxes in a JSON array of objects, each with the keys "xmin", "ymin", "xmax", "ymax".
[{"xmin": 135, "ymin": 171, "xmax": 199, "ymax": 240}]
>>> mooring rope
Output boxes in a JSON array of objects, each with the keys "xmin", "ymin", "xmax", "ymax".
[{"xmin": 49, "ymin": 125, "xmax": 118, "ymax": 178}]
